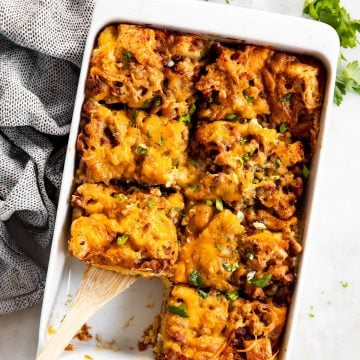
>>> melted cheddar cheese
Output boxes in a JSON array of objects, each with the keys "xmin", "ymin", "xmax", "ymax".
[
  {"xmin": 69, "ymin": 184, "xmax": 183, "ymax": 276},
  {"xmin": 76, "ymin": 100, "xmax": 191, "ymax": 187},
  {"xmin": 185, "ymin": 119, "xmax": 304, "ymax": 218},
  {"xmin": 86, "ymin": 24, "xmax": 210, "ymax": 119},
  {"xmin": 196, "ymin": 45, "xmax": 272, "ymax": 121},
  {"xmin": 174, "ymin": 207, "xmax": 245, "ymax": 292},
  {"xmin": 158, "ymin": 285, "xmax": 228, "ymax": 360}
]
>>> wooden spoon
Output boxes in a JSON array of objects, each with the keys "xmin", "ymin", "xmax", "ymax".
[{"xmin": 36, "ymin": 266, "xmax": 136, "ymax": 360}]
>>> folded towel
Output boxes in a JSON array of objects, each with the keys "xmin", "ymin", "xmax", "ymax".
[{"xmin": 0, "ymin": 0, "xmax": 94, "ymax": 314}]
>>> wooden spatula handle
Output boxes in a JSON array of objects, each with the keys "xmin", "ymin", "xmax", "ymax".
[{"xmin": 37, "ymin": 266, "xmax": 136, "ymax": 360}]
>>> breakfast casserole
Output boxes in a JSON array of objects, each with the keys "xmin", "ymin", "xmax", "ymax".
[{"xmin": 69, "ymin": 24, "xmax": 324, "ymax": 359}]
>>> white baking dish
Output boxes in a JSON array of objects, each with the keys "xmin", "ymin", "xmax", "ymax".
[{"xmin": 37, "ymin": 0, "xmax": 339, "ymax": 358}]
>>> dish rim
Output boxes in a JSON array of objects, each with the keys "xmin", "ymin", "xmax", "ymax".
[{"xmin": 37, "ymin": 0, "xmax": 340, "ymax": 358}]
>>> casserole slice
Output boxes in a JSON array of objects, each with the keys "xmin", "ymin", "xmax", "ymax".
[
  {"xmin": 76, "ymin": 100, "xmax": 193, "ymax": 187},
  {"xmin": 69, "ymin": 183, "xmax": 184, "ymax": 276}
]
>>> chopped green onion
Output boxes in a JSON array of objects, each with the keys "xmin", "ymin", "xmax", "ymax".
[
  {"xmin": 215, "ymin": 243, "xmax": 222, "ymax": 252},
  {"xmin": 245, "ymin": 95, "xmax": 255, "ymax": 103},
  {"xmin": 271, "ymin": 175, "xmax": 280, "ymax": 181},
  {"xmin": 247, "ymin": 270, "xmax": 256, "ymax": 282},
  {"xmin": 130, "ymin": 109, "xmax": 138, "ymax": 126},
  {"xmin": 303, "ymin": 165, "xmax": 310, "ymax": 178},
  {"xmin": 246, "ymin": 252, "xmax": 255, "ymax": 261},
  {"xmin": 179, "ymin": 114, "xmax": 191, "ymax": 124},
  {"xmin": 215, "ymin": 199, "xmax": 224, "ymax": 211},
  {"xmin": 275, "ymin": 158, "xmax": 282, "ymax": 167},
  {"xmin": 226, "ymin": 291, "xmax": 239, "ymax": 301},
  {"xmin": 279, "ymin": 123, "xmax": 288, "ymax": 133},
  {"xmin": 222, "ymin": 262, "xmax": 239, "ymax": 272},
  {"xmin": 147, "ymin": 200, "xmax": 154, "ymax": 208},
  {"xmin": 224, "ymin": 113, "xmax": 240, "ymax": 121},
  {"xmin": 157, "ymin": 136, "xmax": 165, "ymax": 146},
  {"xmin": 253, "ymin": 178, "xmax": 260, "ymax": 184},
  {"xmin": 122, "ymin": 49, "xmax": 133, "ymax": 69},
  {"xmin": 141, "ymin": 96, "xmax": 162, "ymax": 109},
  {"xmin": 135, "ymin": 144, "xmax": 147, "ymax": 155},
  {"xmin": 205, "ymin": 200, "xmax": 213, "ymax": 206},
  {"xmin": 242, "ymin": 153, "xmax": 250, "ymax": 162},
  {"xmin": 115, "ymin": 193, "xmax": 127, "ymax": 201},
  {"xmin": 198, "ymin": 289, "xmax": 209, "ymax": 299},
  {"xmin": 117, "ymin": 234, "xmax": 129, "ymax": 245},
  {"xmin": 179, "ymin": 105, "xmax": 195, "ymax": 124},
  {"xmin": 189, "ymin": 103, "xmax": 197, "ymax": 115},
  {"xmin": 280, "ymin": 93, "xmax": 293, "ymax": 103},
  {"xmin": 247, "ymin": 273, "xmax": 272, "ymax": 288},
  {"xmin": 190, "ymin": 184, "xmax": 200, "ymax": 192},
  {"xmin": 239, "ymin": 137, "xmax": 249, "ymax": 145},
  {"xmin": 189, "ymin": 270, "xmax": 204, "ymax": 288},
  {"xmin": 236, "ymin": 211, "xmax": 244, "ymax": 222},
  {"xmin": 167, "ymin": 304, "xmax": 189, "ymax": 318}
]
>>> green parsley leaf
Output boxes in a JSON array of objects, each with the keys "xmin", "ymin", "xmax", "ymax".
[
  {"xmin": 205, "ymin": 200, "xmax": 213, "ymax": 206},
  {"xmin": 279, "ymin": 123, "xmax": 288, "ymax": 133},
  {"xmin": 167, "ymin": 304, "xmax": 189, "ymax": 318},
  {"xmin": 309, "ymin": 313, "xmax": 315, "ymax": 318},
  {"xmin": 247, "ymin": 273, "xmax": 272, "ymax": 288},
  {"xmin": 280, "ymin": 93, "xmax": 293, "ymax": 103},
  {"xmin": 157, "ymin": 136, "xmax": 165, "ymax": 146},
  {"xmin": 275, "ymin": 158, "xmax": 282, "ymax": 167},
  {"xmin": 189, "ymin": 270, "xmax": 204, "ymax": 288},
  {"xmin": 334, "ymin": 61, "xmax": 360, "ymax": 105},
  {"xmin": 253, "ymin": 178, "xmax": 260, "ymax": 184},
  {"xmin": 303, "ymin": 0, "xmax": 360, "ymax": 48},
  {"xmin": 135, "ymin": 144, "xmax": 147, "ymax": 155},
  {"xmin": 303, "ymin": 165, "xmax": 310, "ymax": 178},
  {"xmin": 222, "ymin": 262, "xmax": 239, "ymax": 272},
  {"xmin": 242, "ymin": 153, "xmax": 250, "ymax": 162},
  {"xmin": 147, "ymin": 200, "xmax": 154, "ymax": 208},
  {"xmin": 226, "ymin": 291, "xmax": 239, "ymax": 301},
  {"xmin": 215, "ymin": 199, "xmax": 224, "ymax": 211},
  {"xmin": 340, "ymin": 280, "xmax": 349, "ymax": 288},
  {"xmin": 117, "ymin": 234, "xmax": 129, "ymax": 245},
  {"xmin": 198, "ymin": 289, "xmax": 209, "ymax": 299}
]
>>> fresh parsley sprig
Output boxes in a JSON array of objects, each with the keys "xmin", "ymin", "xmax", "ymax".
[
  {"xmin": 334, "ymin": 60, "xmax": 360, "ymax": 105},
  {"xmin": 303, "ymin": 0, "xmax": 360, "ymax": 48},
  {"xmin": 303, "ymin": 0, "xmax": 360, "ymax": 105}
]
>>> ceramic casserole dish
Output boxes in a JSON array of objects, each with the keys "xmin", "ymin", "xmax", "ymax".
[{"xmin": 37, "ymin": 0, "xmax": 339, "ymax": 359}]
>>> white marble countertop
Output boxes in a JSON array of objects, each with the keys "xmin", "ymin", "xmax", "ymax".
[{"xmin": 1, "ymin": 1, "xmax": 360, "ymax": 359}]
